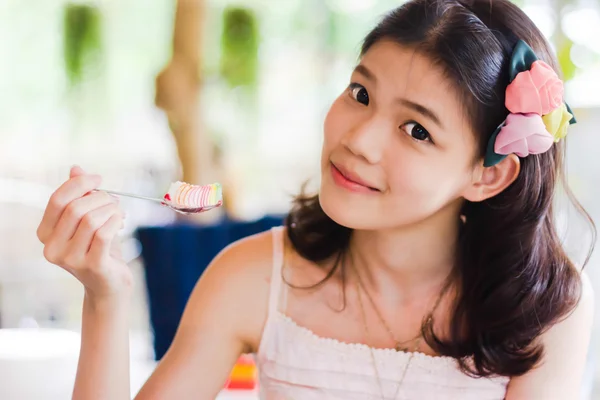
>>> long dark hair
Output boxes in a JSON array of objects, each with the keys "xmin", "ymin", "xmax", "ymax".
[{"xmin": 285, "ymin": 0, "xmax": 595, "ymax": 378}]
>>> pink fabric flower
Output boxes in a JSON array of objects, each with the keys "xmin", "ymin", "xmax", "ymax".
[
  {"xmin": 505, "ymin": 60, "xmax": 564, "ymax": 115},
  {"xmin": 495, "ymin": 113, "xmax": 554, "ymax": 157}
]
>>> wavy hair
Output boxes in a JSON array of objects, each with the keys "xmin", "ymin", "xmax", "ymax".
[{"xmin": 285, "ymin": 0, "xmax": 595, "ymax": 377}]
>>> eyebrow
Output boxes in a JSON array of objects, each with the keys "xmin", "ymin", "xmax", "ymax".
[
  {"xmin": 354, "ymin": 64, "xmax": 375, "ymax": 82},
  {"xmin": 398, "ymin": 99, "xmax": 443, "ymax": 129},
  {"xmin": 353, "ymin": 64, "xmax": 444, "ymax": 129}
]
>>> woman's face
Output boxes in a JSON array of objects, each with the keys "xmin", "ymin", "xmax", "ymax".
[{"xmin": 319, "ymin": 40, "xmax": 481, "ymax": 230}]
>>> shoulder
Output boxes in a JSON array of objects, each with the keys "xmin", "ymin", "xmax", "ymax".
[
  {"xmin": 534, "ymin": 267, "xmax": 594, "ymax": 353},
  {"xmin": 541, "ymin": 267, "xmax": 594, "ymax": 353},
  {"xmin": 552, "ymin": 268, "xmax": 595, "ymax": 346},
  {"xmin": 554, "ymin": 268, "xmax": 595, "ymax": 337},
  {"xmin": 182, "ymin": 227, "xmax": 281, "ymax": 351},
  {"xmin": 506, "ymin": 269, "xmax": 595, "ymax": 399},
  {"xmin": 551, "ymin": 268, "xmax": 595, "ymax": 328},
  {"xmin": 579, "ymin": 269, "xmax": 595, "ymax": 317},
  {"xmin": 134, "ymin": 229, "xmax": 283, "ymax": 397},
  {"xmin": 208, "ymin": 227, "xmax": 278, "ymax": 280}
]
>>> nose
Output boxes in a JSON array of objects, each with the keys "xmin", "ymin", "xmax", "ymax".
[{"xmin": 341, "ymin": 114, "xmax": 388, "ymax": 164}]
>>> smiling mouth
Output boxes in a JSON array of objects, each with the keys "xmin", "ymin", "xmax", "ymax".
[{"xmin": 330, "ymin": 162, "xmax": 380, "ymax": 193}]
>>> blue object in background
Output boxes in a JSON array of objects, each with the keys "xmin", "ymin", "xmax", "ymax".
[{"xmin": 136, "ymin": 215, "xmax": 285, "ymax": 360}]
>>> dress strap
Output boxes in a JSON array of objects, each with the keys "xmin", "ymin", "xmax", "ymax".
[{"xmin": 268, "ymin": 226, "xmax": 285, "ymax": 315}]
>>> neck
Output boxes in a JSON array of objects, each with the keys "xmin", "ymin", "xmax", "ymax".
[{"xmin": 348, "ymin": 206, "xmax": 461, "ymax": 303}]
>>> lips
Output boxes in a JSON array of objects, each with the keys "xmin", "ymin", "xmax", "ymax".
[{"xmin": 330, "ymin": 162, "xmax": 379, "ymax": 192}]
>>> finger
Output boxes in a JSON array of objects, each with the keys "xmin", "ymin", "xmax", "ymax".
[
  {"xmin": 88, "ymin": 213, "xmax": 124, "ymax": 262},
  {"xmin": 52, "ymin": 191, "xmax": 118, "ymax": 245},
  {"xmin": 37, "ymin": 173, "xmax": 103, "ymax": 243},
  {"xmin": 64, "ymin": 203, "xmax": 122, "ymax": 269},
  {"xmin": 70, "ymin": 165, "xmax": 87, "ymax": 179}
]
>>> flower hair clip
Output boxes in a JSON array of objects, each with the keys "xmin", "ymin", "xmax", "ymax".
[{"xmin": 483, "ymin": 40, "xmax": 576, "ymax": 167}]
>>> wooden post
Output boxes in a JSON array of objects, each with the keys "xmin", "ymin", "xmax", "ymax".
[
  {"xmin": 155, "ymin": 0, "xmax": 223, "ymax": 222},
  {"xmin": 155, "ymin": 0, "xmax": 212, "ymax": 189}
]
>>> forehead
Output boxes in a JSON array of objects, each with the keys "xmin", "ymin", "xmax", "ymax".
[{"xmin": 360, "ymin": 40, "xmax": 475, "ymax": 145}]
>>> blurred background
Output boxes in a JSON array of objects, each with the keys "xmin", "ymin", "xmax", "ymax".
[{"xmin": 0, "ymin": 0, "xmax": 598, "ymax": 398}]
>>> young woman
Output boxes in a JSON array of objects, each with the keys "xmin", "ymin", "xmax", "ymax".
[{"xmin": 37, "ymin": 0, "xmax": 595, "ymax": 398}]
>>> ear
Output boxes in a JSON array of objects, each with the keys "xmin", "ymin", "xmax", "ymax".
[{"xmin": 463, "ymin": 154, "xmax": 520, "ymax": 202}]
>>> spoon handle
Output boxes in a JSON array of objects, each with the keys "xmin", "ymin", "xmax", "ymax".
[{"xmin": 99, "ymin": 189, "xmax": 165, "ymax": 204}]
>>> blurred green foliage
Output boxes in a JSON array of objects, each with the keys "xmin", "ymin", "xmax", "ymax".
[
  {"xmin": 63, "ymin": 3, "xmax": 103, "ymax": 88},
  {"xmin": 558, "ymin": 39, "xmax": 577, "ymax": 81},
  {"xmin": 219, "ymin": 6, "xmax": 259, "ymax": 88}
]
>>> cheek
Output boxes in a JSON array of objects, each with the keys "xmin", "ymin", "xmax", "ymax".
[
  {"xmin": 388, "ymin": 157, "xmax": 432, "ymax": 195},
  {"xmin": 321, "ymin": 98, "xmax": 343, "ymax": 167},
  {"xmin": 323, "ymin": 96, "xmax": 350, "ymax": 148},
  {"xmin": 387, "ymin": 155, "xmax": 469, "ymax": 201}
]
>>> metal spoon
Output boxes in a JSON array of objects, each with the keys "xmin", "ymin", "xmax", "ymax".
[{"xmin": 99, "ymin": 189, "xmax": 221, "ymax": 215}]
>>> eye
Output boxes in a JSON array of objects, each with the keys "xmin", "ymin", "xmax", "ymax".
[
  {"xmin": 348, "ymin": 83, "xmax": 369, "ymax": 106},
  {"xmin": 401, "ymin": 122, "xmax": 432, "ymax": 143}
]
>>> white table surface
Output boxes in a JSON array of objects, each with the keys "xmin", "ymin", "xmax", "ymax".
[{"xmin": 0, "ymin": 328, "xmax": 259, "ymax": 400}]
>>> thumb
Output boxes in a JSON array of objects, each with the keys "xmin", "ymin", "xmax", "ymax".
[{"xmin": 70, "ymin": 165, "xmax": 87, "ymax": 179}]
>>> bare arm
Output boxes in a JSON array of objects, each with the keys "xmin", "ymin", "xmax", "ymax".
[
  {"xmin": 38, "ymin": 167, "xmax": 132, "ymax": 400},
  {"xmin": 74, "ymin": 295, "xmax": 131, "ymax": 399},
  {"xmin": 39, "ymin": 167, "xmax": 273, "ymax": 400},
  {"xmin": 505, "ymin": 271, "xmax": 595, "ymax": 400},
  {"xmin": 134, "ymin": 232, "xmax": 272, "ymax": 399}
]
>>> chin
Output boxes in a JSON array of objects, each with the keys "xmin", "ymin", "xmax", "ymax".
[{"xmin": 318, "ymin": 180, "xmax": 382, "ymax": 231}]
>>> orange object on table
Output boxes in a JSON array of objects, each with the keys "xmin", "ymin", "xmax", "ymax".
[{"xmin": 224, "ymin": 355, "xmax": 258, "ymax": 390}]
